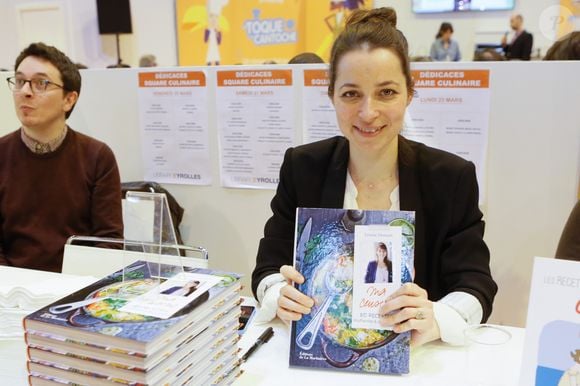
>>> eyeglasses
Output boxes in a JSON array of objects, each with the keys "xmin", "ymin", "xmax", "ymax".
[{"xmin": 6, "ymin": 76, "xmax": 65, "ymax": 94}]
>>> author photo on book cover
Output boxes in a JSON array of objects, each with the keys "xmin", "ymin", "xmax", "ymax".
[
  {"xmin": 161, "ymin": 280, "xmax": 201, "ymax": 297},
  {"xmin": 364, "ymin": 242, "xmax": 392, "ymax": 284},
  {"xmin": 252, "ymin": 6, "xmax": 497, "ymax": 348}
]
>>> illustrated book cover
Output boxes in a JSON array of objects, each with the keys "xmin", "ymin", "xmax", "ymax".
[{"xmin": 289, "ymin": 208, "xmax": 415, "ymax": 374}]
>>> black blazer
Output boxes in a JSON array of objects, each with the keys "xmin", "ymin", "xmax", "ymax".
[
  {"xmin": 252, "ymin": 136, "xmax": 497, "ymax": 321},
  {"xmin": 504, "ymin": 30, "xmax": 533, "ymax": 60}
]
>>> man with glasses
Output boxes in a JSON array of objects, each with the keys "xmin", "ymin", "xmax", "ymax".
[{"xmin": 0, "ymin": 42, "xmax": 123, "ymax": 272}]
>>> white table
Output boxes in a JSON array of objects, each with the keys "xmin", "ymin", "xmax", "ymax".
[
  {"xmin": 0, "ymin": 267, "xmax": 525, "ymax": 385},
  {"xmin": 236, "ymin": 319, "xmax": 524, "ymax": 386},
  {"xmin": 0, "ymin": 266, "xmax": 99, "ymax": 385},
  {"xmin": 0, "ymin": 267, "xmax": 67, "ymax": 385}
]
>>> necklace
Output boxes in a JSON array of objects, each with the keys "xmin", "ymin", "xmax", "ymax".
[{"xmin": 354, "ymin": 173, "xmax": 396, "ymax": 191}]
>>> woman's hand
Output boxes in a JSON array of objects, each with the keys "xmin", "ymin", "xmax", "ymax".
[
  {"xmin": 379, "ymin": 283, "xmax": 441, "ymax": 347},
  {"xmin": 276, "ymin": 265, "xmax": 315, "ymax": 322}
]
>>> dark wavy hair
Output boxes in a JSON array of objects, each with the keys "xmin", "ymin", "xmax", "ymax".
[{"xmin": 436, "ymin": 22, "xmax": 454, "ymax": 39}]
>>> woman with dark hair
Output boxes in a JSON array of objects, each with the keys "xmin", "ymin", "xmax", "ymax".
[
  {"xmin": 365, "ymin": 242, "xmax": 392, "ymax": 283},
  {"xmin": 430, "ymin": 22, "xmax": 461, "ymax": 61},
  {"xmin": 252, "ymin": 7, "xmax": 496, "ymax": 347}
]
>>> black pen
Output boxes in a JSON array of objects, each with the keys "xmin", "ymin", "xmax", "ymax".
[{"xmin": 241, "ymin": 327, "xmax": 274, "ymax": 362}]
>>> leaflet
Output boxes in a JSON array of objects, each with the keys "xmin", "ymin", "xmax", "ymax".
[
  {"xmin": 301, "ymin": 69, "xmax": 340, "ymax": 144},
  {"xmin": 403, "ymin": 69, "xmax": 491, "ymax": 203},
  {"xmin": 216, "ymin": 69, "xmax": 296, "ymax": 189},
  {"xmin": 351, "ymin": 225, "xmax": 403, "ymax": 329},
  {"xmin": 137, "ymin": 71, "xmax": 212, "ymax": 185}
]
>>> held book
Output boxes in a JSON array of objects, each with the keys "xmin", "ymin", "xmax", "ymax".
[{"xmin": 289, "ymin": 208, "xmax": 415, "ymax": 374}]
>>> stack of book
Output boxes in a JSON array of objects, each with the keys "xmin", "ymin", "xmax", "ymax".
[{"xmin": 23, "ymin": 260, "xmax": 243, "ymax": 385}]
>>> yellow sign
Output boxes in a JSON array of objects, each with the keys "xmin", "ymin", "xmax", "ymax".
[
  {"xmin": 176, "ymin": 0, "xmax": 371, "ymax": 65},
  {"xmin": 304, "ymin": 0, "xmax": 371, "ymax": 62}
]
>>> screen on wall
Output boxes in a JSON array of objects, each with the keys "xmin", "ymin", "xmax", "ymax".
[{"xmin": 413, "ymin": 0, "xmax": 515, "ymax": 13}]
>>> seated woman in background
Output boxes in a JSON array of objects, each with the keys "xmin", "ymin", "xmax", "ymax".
[
  {"xmin": 252, "ymin": 7, "xmax": 497, "ymax": 347},
  {"xmin": 430, "ymin": 22, "xmax": 461, "ymax": 61}
]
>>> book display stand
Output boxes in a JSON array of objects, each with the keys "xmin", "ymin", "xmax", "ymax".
[
  {"xmin": 123, "ymin": 191, "xmax": 185, "ymax": 282},
  {"xmin": 62, "ymin": 191, "xmax": 208, "ymax": 279}
]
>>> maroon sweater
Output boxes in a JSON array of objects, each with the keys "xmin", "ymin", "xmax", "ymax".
[{"xmin": 0, "ymin": 128, "xmax": 123, "ymax": 272}]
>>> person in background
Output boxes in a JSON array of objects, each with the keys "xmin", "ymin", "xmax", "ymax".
[
  {"xmin": 0, "ymin": 42, "xmax": 123, "ymax": 272},
  {"xmin": 288, "ymin": 52, "xmax": 325, "ymax": 64},
  {"xmin": 430, "ymin": 22, "xmax": 461, "ymax": 61},
  {"xmin": 139, "ymin": 54, "xmax": 157, "ymax": 67},
  {"xmin": 252, "ymin": 7, "xmax": 497, "ymax": 347},
  {"xmin": 544, "ymin": 31, "xmax": 580, "ymax": 61},
  {"xmin": 501, "ymin": 14, "xmax": 533, "ymax": 60}
]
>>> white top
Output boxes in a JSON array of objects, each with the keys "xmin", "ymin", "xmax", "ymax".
[
  {"xmin": 343, "ymin": 171, "xmax": 400, "ymax": 211},
  {"xmin": 374, "ymin": 265, "xmax": 390, "ymax": 283},
  {"xmin": 256, "ymin": 171, "xmax": 483, "ymax": 345}
]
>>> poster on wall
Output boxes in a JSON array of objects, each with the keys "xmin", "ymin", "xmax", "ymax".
[
  {"xmin": 176, "ymin": 0, "xmax": 301, "ymax": 65},
  {"xmin": 175, "ymin": 0, "xmax": 371, "ymax": 65},
  {"xmin": 137, "ymin": 71, "xmax": 212, "ymax": 185},
  {"xmin": 216, "ymin": 68, "xmax": 296, "ymax": 189},
  {"xmin": 402, "ymin": 69, "xmax": 491, "ymax": 203},
  {"xmin": 301, "ymin": 67, "xmax": 340, "ymax": 144}
]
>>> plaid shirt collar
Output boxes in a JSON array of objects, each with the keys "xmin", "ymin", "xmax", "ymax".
[{"xmin": 21, "ymin": 126, "xmax": 68, "ymax": 154}]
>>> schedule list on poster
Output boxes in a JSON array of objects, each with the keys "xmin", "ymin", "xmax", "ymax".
[
  {"xmin": 217, "ymin": 69, "xmax": 296, "ymax": 189},
  {"xmin": 138, "ymin": 71, "xmax": 211, "ymax": 185},
  {"xmin": 302, "ymin": 69, "xmax": 340, "ymax": 144}
]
